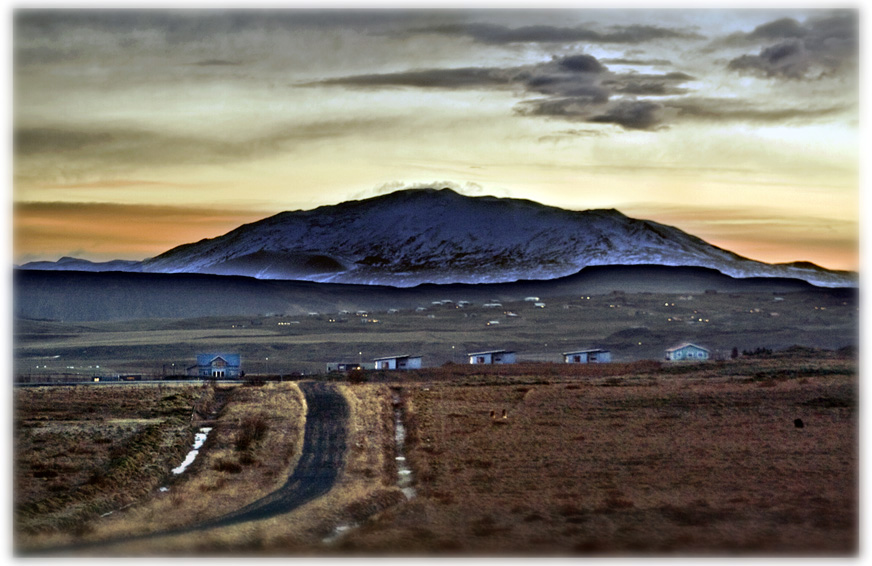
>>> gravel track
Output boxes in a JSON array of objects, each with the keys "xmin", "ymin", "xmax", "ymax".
[{"xmin": 24, "ymin": 380, "xmax": 349, "ymax": 555}]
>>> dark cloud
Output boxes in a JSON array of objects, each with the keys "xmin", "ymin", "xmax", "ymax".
[
  {"xmin": 312, "ymin": 53, "xmax": 700, "ymax": 132},
  {"xmin": 665, "ymin": 97, "xmax": 850, "ymax": 123},
  {"xmin": 588, "ymin": 100, "xmax": 664, "ymax": 130},
  {"xmin": 14, "ymin": 9, "xmax": 427, "ymax": 43},
  {"xmin": 725, "ymin": 11, "xmax": 858, "ymax": 80},
  {"xmin": 310, "ymin": 67, "xmax": 513, "ymax": 90},
  {"xmin": 405, "ymin": 22, "xmax": 704, "ymax": 44},
  {"xmin": 611, "ymin": 82, "xmax": 688, "ymax": 96},
  {"xmin": 746, "ymin": 17, "xmax": 808, "ymax": 41},
  {"xmin": 192, "ymin": 59, "xmax": 243, "ymax": 66},
  {"xmin": 728, "ymin": 40, "xmax": 810, "ymax": 79},
  {"xmin": 517, "ymin": 97, "xmax": 667, "ymax": 132},
  {"xmin": 603, "ymin": 71, "xmax": 694, "ymax": 95},
  {"xmin": 601, "ymin": 58, "xmax": 672, "ymax": 66},
  {"xmin": 558, "ymin": 54, "xmax": 605, "ymax": 73}
]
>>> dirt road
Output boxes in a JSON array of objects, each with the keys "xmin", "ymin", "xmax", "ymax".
[
  {"xmin": 195, "ymin": 381, "xmax": 348, "ymax": 529},
  {"xmin": 26, "ymin": 380, "xmax": 349, "ymax": 555}
]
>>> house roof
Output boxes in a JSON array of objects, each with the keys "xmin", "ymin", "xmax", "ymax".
[
  {"xmin": 196, "ymin": 353, "xmax": 241, "ymax": 366},
  {"xmin": 373, "ymin": 354, "xmax": 420, "ymax": 361},
  {"xmin": 665, "ymin": 343, "xmax": 710, "ymax": 353},
  {"xmin": 563, "ymin": 349, "xmax": 610, "ymax": 355},
  {"xmin": 468, "ymin": 349, "xmax": 515, "ymax": 356}
]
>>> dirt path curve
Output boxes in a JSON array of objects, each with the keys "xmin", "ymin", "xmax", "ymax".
[
  {"xmin": 25, "ymin": 380, "xmax": 349, "ymax": 555},
  {"xmin": 195, "ymin": 380, "xmax": 348, "ymax": 529}
]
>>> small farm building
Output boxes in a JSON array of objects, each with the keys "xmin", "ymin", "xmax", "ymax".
[
  {"xmin": 468, "ymin": 350, "xmax": 516, "ymax": 364},
  {"xmin": 326, "ymin": 362, "xmax": 363, "ymax": 372},
  {"xmin": 374, "ymin": 355, "xmax": 422, "ymax": 370},
  {"xmin": 190, "ymin": 354, "xmax": 242, "ymax": 378},
  {"xmin": 665, "ymin": 343, "xmax": 710, "ymax": 361},
  {"xmin": 563, "ymin": 349, "xmax": 611, "ymax": 364}
]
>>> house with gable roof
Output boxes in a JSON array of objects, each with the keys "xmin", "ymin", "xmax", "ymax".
[{"xmin": 188, "ymin": 353, "xmax": 242, "ymax": 378}]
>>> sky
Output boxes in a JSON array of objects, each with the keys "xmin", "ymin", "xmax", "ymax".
[{"xmin": 11, "ymin": 7, "xmax": 861, "ymax": 270}]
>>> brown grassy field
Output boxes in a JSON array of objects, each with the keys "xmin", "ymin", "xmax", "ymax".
[
  {"xmin": 14, "ymin": 383, "xmax": 209, "ymax": 543},
  {"xmin": 14, "ymin": 380, "xmax": 404, "ymax": 555},
  {"xmin": 332, "ymin": 355, "xmax": 858, "ymax": 555},
  {"xmin": 14, "ymin": 352, "xmax": 858, "ymax": 556},
  {"xmin": 15, "ymin": 381, "xmax": 308, "ymax": 551}
]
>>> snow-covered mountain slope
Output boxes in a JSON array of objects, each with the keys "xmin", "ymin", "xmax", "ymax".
[
  {"xmin": 132, "ymin": 188, "xmax": 853, "ymax": 288},
  {"xmin": 20, "ymin": 188, "xmax": 856, "ymax": 288}
]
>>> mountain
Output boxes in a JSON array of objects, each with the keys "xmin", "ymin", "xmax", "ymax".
[
  {"xmin": 19, "ymin": 188, "xmax": 856, "ymax": 288},
  {"xmin": 17, "ymin": 256, "xmax": 142, "ymax": 272}
]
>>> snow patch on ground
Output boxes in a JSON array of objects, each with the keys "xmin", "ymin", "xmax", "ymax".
[{"xmin": 171, "ymin": 427, "xmax": 212, "ymax": 475}]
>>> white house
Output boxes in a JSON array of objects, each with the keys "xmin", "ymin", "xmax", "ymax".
[
  {"xmin": 563, "ymin": 349, "xmax": 611, "ymax": 364},
  {"xmin": 468, "ymin": 350, "xmax": 516, "ymax": 364},
  {"xmin": 665, "ymin": 343, "xmax": 710, "ymax": 361},
  {"xmin": 373, "ymin": 355, "xmax": 422, "ymax": 370}
]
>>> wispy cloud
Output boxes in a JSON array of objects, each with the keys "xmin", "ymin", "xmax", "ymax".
[
  {"xmin": 311, "ymin": 67, "xmax": 513, "ymax": 90},
  {"xmin": 14, "ymin": 117, "xmax": 401, "ymax": 181},
  {"xmin": 397, "ymin": 22, "xmax": 705, "ymax": 45},
  {"xmin": 191, "ymin": 59, "xmax": 243, "ymax": 66}
]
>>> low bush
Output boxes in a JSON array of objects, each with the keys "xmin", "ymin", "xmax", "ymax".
[
  {"xmin": 213, "ymin": 459, "xmax": 244, "ymax": 474},
  {"xmin": 235, "ymin": 414, "xmax": 269, "ymax": 451}
]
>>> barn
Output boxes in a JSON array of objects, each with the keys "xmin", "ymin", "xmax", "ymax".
[
  {"xmin": 468, "ymin": 350, "xmax": 516, "ymax": 364},
  {"xmin": 563, "ymin": 349, "xmax": 611, "ymax": 364},
  {"xmin": 665, "ymin": 343, "xmax": 710, "ymax": 361},
  {"xmin": 373, "ymin": 355, "xmax": 422, "ymax": 370},
  {"xmin": 190, "ymin": 354, "xmax": 242, "ymax": 378}
]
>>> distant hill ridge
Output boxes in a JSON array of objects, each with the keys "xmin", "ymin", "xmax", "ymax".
[{"xmin": 18, "ymin": 188, "xmax": 856, "ymax": 288}]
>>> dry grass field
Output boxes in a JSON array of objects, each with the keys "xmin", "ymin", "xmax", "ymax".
[
  {"xmin": 14, "ymin": 383, "xmax": 208, "ymax": 543},
  {"xmin": 14, "ymin": 351, "xmax": 858, "ymax": 556},
  {"xmin": 333, "ymin": 354, "xmax": 858, "ymax": 555},
  {"xmin": 15, "ymin": 381, "xmax": 307, "ymax": 551},
  {"xmin": 14, "ymin": 380, "xmax": 404, "ymax": 555}
]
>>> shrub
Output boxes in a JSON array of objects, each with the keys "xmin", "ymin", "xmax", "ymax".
[
  {"xmin": 235, "ymin": 414, "xmax": 269, "ymax": 451},
  {"xmin": 213, "ymin": 459, "xmax": 243, "ymax": 474},
  {"xmin": 347, "ymin": 369, "xmax": 367, "ymax": 385}
]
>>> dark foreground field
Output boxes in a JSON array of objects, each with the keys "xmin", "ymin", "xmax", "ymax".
[
  {"xmin": 342, "ymin": 354, "xmax": 858, "ymax": 555},
  {"xmin": 14, "ymin": 352, "xmax": 857, "ymax": 556}
]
